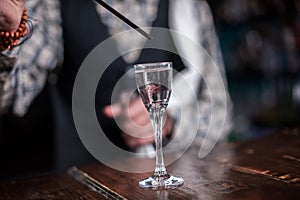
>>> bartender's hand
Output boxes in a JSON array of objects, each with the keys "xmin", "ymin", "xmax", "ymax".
[
  {"xmin": 0, "ymin": 0, "xmax": 26, "ymax": 32},
  {"xmin": 103, "ymin": 96, "xmax": 173, "ymax": 149}
]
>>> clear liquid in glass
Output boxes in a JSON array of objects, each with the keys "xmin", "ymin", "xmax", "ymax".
[{"xmin": 134, "ymin": 62, "xmax": 184, "ymax": 189}]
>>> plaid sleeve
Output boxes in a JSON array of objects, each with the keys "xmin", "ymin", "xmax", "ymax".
[
  {"xmin": 0, "ymin": 0, "xmax": 63, "ymax": 116},
  {"xmin": 195, "ymin": 0, "xmax": 233, "ymax": 139},
  {"xmin": 165, "ymin": 0, "xmax": 233, "ymax": 153}
]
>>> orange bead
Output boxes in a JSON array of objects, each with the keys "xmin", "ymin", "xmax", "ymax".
[
  {"xmin": 23, "ymin": 28, "xmax": 28, "ymax": 35},
  {"xmin": 0, "ymin": 8, "xmax": 28, "ymax": 50}
]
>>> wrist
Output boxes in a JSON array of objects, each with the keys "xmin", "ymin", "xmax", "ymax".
[{"xmin": 0, "ymin": 8, "xmax": 28, "ymax": 50}]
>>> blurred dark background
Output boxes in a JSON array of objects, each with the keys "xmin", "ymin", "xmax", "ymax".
[{"xmin": 208, "ymin": 0, "xmax": 300, "ymax": 140}]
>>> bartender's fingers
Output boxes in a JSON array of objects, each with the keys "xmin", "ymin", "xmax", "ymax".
[
  {"xmin": 121, "ymin": 132, "xmax": 154, "ymax": 149},
  {"xmin": 122, "ymin": 129, "xmax": 171, "ymax": 148},
  {"xmin": 127, "ymin": 98, "xmax": 146, "ymax": 117},
  {"xmin": 121, "ymin": 118, "xmax": 152, "ymax": 137},
  {"xmin": 126, "ymin": 98, "xmax": 150, "ymax": 126},
  {"xmin": 121, "ymin": 121, "xmax": 171, "ymax": 149},
  {"xmin": 128, "ymin": 108, "xmax": 150, "ymax": 126},
  {"xmin": 164, "ymin": 114, "xmax": 174, "ymax": 136},
  {"xmin": 103, "ymin": 102, "xmax": 150, "ymax": 126},
  {"xmin": 120, "ymin": 116, "xmax": 153, "ymax": 148},
  {"xmin": 103, "ymin": 104, "xmax": 123, "ymax": 118}
]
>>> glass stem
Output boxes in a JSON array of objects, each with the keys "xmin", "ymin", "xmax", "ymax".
[{"xmin": 149, "ymin": 106, "xmax": 167, "ymax": 177}]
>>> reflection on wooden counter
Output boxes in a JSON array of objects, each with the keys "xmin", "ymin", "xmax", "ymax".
[
  {"xmin": 71, "ymin": 128, "xmax": 300, "ymax": 199},
  {"xmin": 0, "ymin": 128, "xmax": 299, "ymax": 199}
]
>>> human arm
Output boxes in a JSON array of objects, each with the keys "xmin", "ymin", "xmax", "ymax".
[
  {"xmin": 103, "ymin": 95, "xmax": 173, "ymax": 150},
  {"xmin": 0, "ymin": 0, "xmax": 63, "ymax": 116},
  {"xmin": 0, "ymin": 0, "xmax": 26, "ymax": 90},
  {"xmin": 166, "ymin": 0, "xmax": 233, "ymax": 153}
]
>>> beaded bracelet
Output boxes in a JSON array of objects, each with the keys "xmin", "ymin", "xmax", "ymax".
[{"xmin": 0, "ymin": 8, "xmax": 28, "ymax": 50}]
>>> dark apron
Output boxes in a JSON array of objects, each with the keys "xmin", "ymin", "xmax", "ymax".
[{"xmin": 58, "ymin": 0, "xmax": 185, "ymax": 150}]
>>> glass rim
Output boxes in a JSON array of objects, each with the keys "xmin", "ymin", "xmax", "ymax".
[{"xmin": 134, "ymin": 61, "xmax": 172, "ymax": 70}]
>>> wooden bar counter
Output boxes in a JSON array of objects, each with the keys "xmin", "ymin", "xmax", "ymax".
[{"xmin": 0, "ymin": 128, "xmax": 299, "ymax": 199}]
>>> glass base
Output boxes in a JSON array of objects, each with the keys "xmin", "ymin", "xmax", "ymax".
[{"xmin": 139, "ymin": 174, "xmax": 184, "ymax": 189}]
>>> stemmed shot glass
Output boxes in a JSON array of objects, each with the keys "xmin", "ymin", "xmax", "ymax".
[{"xmin": 134, "ymin": 62, "xmax": 184, "ymax": 189}]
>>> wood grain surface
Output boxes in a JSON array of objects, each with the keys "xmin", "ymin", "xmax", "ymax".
[
  {"xmin": 0, "ymin": 128, "xmax": 299, "ymax": 199},
  {"xmin": 0, "ymin": 174, "xmax": 105, "ymax": 200},
  {"xmin": 75, "ymin": 128, "xmax": 300, "ymax": 199}
]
